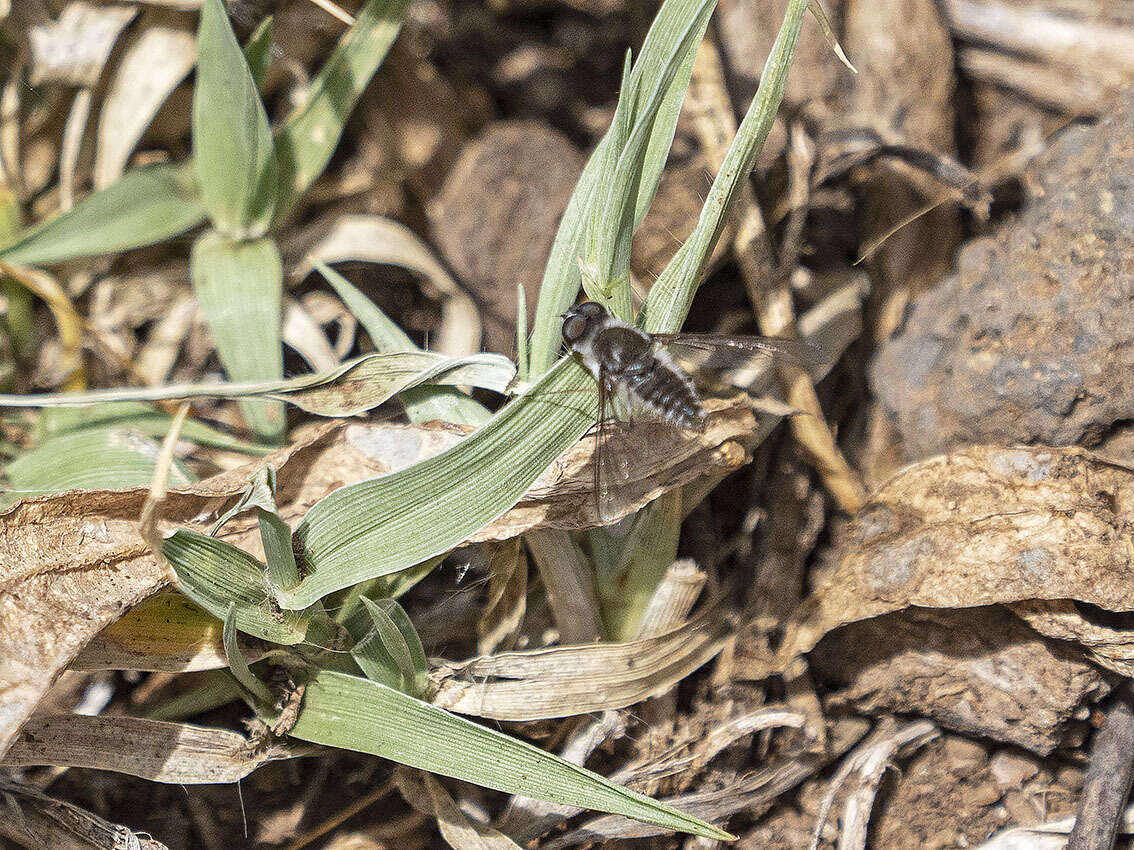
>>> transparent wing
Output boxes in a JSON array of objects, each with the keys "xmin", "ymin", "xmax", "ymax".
[
  {"xmin": 592, "ymin": 365, "xmax": 692, "ymax": 527},
  {"xmin": 649, "ymin": 332, "xmax": 823, "ymax": 372}
]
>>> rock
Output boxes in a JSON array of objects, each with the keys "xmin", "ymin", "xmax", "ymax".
[
  {"xmin": 813, "ymin": 606, "xmax": 1111, "ymax": 754},
  {"xmin": 872, "ymin": 87, "xmax": 1134, "ymax": 461},
  {"xmin": 428, "ymin": 121, "xmax": 584, "ymax": 354},
  {"xmin": 943, "ymin": 735, "xmax": 988, "ymax": 773},
  {"xmin": 988, "ymin": 750, "xmax": 1040, "ymax": 793}
]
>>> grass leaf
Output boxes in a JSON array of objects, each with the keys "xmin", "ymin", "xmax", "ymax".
[
  {"xmin": 192, "ymin": 0, "xmax": 278, "ymax": 236},
  {"xmin": 273, "ymin": 0, "xmax": 410, "ymax": 222},
  {"xmin": 313, "ymin": 261, "xmax": 491, "ymax": 425},
  {"xmin": 278, "ymin": 359, "xmax": 595, "ymax": 610},
  {"xmin": 190, "ymin": 231, "xmax": 285, "ymax": 441},
  {"xmin": 163, "ymin": 529, "xmax": 310, "ymax": 645},
  {"xmin": 3, "ymin": 427, "xmax": 194, "ymax": 501},
  {"xmin": 641, "ymin": 0, "xmax": 808, "ymax": 333},
  {"xmin": 290, "ymin": 670, "xmax": 733, "ymax": 840},
  {"xmin": 0, "ymin": 164, "xmax": 205, "ymax": 267},
  {"xmin": 527, "ymin": 0, "xmax": 720, "ymax": 371}
]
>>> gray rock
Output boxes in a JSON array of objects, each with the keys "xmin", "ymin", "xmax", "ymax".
[{"xmin": 872, "ymin": 88, "xmax": 1134, "ymax": 459}]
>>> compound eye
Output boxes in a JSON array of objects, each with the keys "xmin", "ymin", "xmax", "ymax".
[{"xmin": 562, "ymin": 315, "xmax": 586, "ymax": 343}]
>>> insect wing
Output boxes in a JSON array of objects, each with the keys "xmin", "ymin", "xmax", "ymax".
[{"xmin": 648, "ymin": 332, "xmax": 823, "ymax": 372}]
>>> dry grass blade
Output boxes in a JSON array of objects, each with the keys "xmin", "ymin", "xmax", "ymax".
[
  {"xmin": 544, "ymin": 717, "xmax": 871, "ymax": 848},
  {"xmin": 430, "ymin": 608, "xmax": 728, "ymax": 720},
  {"xmin": 394, "ymin": 768, "xmax": 523, "ymax": 850},
  {"xmin": 2, "ymin": 715, "xmax": 296, "ymax": 782},
  {"xmin": 0, "ymin": 777, "xmax": 169, "ymax": 850},
  {"xmin": 94, "ymin": 16, "xmax": 197, "ymax": 189},
  {"xmin": 686, "ymin": 39, "xmax": 865, "ymax": 513},
  {"xmin": 808, "ymin": 719, "xmax": 939, "ymax": 850},
  {"xmin": 71, "ymin": 590, "xmax": 266, "ymax": 672},
  {"xmin": 477, "ymin": 539, "xmax": 528, "ymax": 655},
  {"xmin": 633, "ymin": 559, "xmax": 705, "ymax": 639}
]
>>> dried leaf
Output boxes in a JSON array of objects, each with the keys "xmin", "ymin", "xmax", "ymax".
[
  {"xmin": 774, "ymin": 446, "xmax": 1134, "ymax": 673},
  {"xmin": 2, "ymin": 714, "xmax": 294, "ymax": 782},
  {"xmin": 0, "ymin": 777, "xmax": 169, "ymax": 850},
  {"xmin": 290, "ymin": 213, "xmax": 481, "ymax": 357},
  {"xmin": 28, "ymin": 2, "xmax": 137, "ymax": 87},
  {"xmin": 94, "ymin": 17, "xmax": 198, "ymax": 189},
  {"xmin": 430, "ymin": 608, "xmax": 728, "ymax": 720},
  {"xmin": 395, "ymin": 769, "xmax": 524, "ymax": 850}
]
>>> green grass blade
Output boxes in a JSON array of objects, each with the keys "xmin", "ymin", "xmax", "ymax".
[
  {"xmin": 258, "ymin": 507, "xmax": 301, "ymax": 591},
  {"xmin": 273, "ymin": 0, "xmax": 410, "ymax": 222},
  {"xmin": 163, "ymin": 529, "xmax": 310, "ymax": 645},
  {"xmin": 0, "ymin": 164, "xmax": 205, "ymax": 267},
  {"xmin": 586, "ymin": 3, "xmax": 714, "ymax": 316},
  {"xmin": 528, "ymin": 0, "xmax": 719, "ymax": 370},
  {"xmin": 641, "ymin": 0, "xmax": 808, "ymax": 333},
  {"xmin": 278, "ymin": 359, "xmax": 595, "ymax": 610},
  {"xmin": 243, "ymin": 16, "xmax": 274, "ymax": 89},
  {"xmin": 192, "ymin": 0, "xmax": 278, "ymax": 237},
  {"xmin": 3, "ymin": 426, "xmax": 195, "ymax": 501},
  {"xmin": 599, "ymin": 489, "xmax": 681, "ymax": 641},
  {"xmin": 223, "ymin": 604, "xmax": 273, "ymax": 704},
  {"xmin": 314, "ymin": 261, "xmax": 490, "ymax": 426},
  {"xmin": 351, "ymin": 597, "xmax": 422, "ymax": 696},
  {"xmin": 0, "ymin": 351, "xmax": 512, "ymax": 413},
  {"xmin": 35, "ymin": 402, "xmax": 274, "ymax": 455},
  {"xmin": 190, "ymin": 231, "xmax": 285, "ymax": 441},
  {"xmin": 290, "ymin": 670, "xmax": 733, "ymax": 840}
]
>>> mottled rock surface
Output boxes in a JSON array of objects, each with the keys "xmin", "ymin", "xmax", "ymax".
[{"xmin": 872, "ymin": 88, "xmax": 1134, "ymax": 460}]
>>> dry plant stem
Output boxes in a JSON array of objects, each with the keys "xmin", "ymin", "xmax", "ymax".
[
  {"xmin": 305, "ymin": 0, "xmax": 356, "ymax": 26},
  {"xmin": 942, "ymin": 0, "xmax": 1134, "ymax": 80},
  {"xmin": 634, "ymin": 559, "xmax": 706, "ymax": 638},
  {"xmin": 284, "ymin": 779, "xmax": 396, "ymax": 850},
  {"xmin": 689, "ymin": 39, "xmax": 866, "ymax": 514},
  {"xmin": 139, "ymin": 401, "xmax": 191, "ymax": 584},
  {"xmin": 525, "ymin": 530, "xmax": 603, "ymax": 643},
  {"xmin": 957, "ymin": 47, "xmax": 1111, "ymax": 116},
  {"xmin": 1068, "ymin": 681, "xmax": 1134, "ymax": 850},
  {"xmin": 59, "ymin": 89, "xmax": 92, "ymax": 211},
  {"xmin": 808, "ymin": 718, "xmax": 939, "ymax": 850}
]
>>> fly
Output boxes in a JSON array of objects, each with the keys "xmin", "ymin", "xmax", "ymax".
[{"xmin": 560, "ymin": 301, "xmax": 818, "ymax": 523}]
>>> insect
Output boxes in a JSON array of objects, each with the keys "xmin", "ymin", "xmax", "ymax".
[{"xmin": 561, "ymin": 301, "xmax": 818, "ymax": 522}]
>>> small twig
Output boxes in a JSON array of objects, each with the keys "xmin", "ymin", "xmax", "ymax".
[
  {"xmin": 687, "ymin": 39, "xmax": 867, "ymax": 514},
  {"xmin": 284, "ymin": 778, "xmax": 396, "ymax": 850},
  {"xmin": 1068, "ymin": 681, "xmax": 1134, "ymax": 850},
  {"xmin": 304, "ymin": 0, "xmax": 355, "ymax": 26}
]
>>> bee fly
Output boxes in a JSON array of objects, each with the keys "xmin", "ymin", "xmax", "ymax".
[{"xmin": 561, "ymin": 301, "xmax": 817, "ymax": 521}]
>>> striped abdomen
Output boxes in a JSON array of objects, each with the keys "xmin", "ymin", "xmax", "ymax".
[{"xmin": 621, "ymin": 350, "xmax": 705, "ymax": 430}]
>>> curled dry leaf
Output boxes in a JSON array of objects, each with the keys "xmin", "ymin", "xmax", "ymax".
[
  {"xmin": 430, "ymin": 607, "xmax": 730, "ymax": 721},
  {"xmin": 2, "ymin": 714, "xmax": 295, "ymax": 782},
  {"xmin": 757, "ymin": 444, "xmax": 1132, "ymax": 751},
  {"xmin": 394, "ymin": 768, "xmax": 524, "ymax": 850},
  {"xmin": 287, "ymin": 213, "xmax": 482, "ymax": 357},
  {"xmin": 94, "ymin": 15, "xmax": 198, "ymax": 189},
  {"xmin": 0, "ymin": 777, "xmax": 170, "ymax": 850},
  {"xmin": 778, "ymin": 445, "xmax": 1134, "ymax": 668}
]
